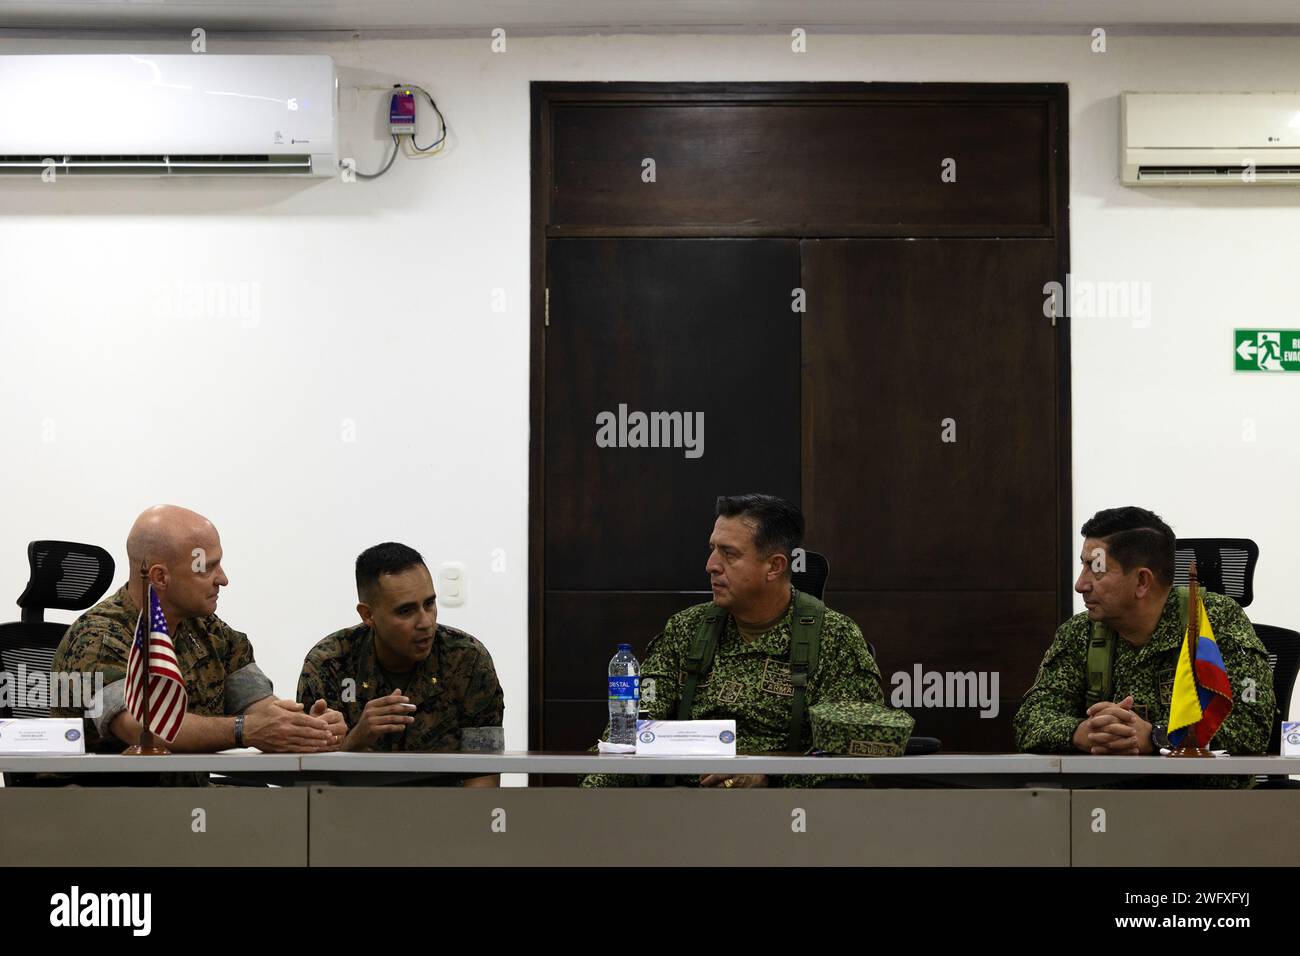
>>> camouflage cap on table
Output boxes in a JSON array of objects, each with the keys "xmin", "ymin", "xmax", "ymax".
[{"xmin": 809, "ymin": 701, "xmax": 914, "ymax": 757}]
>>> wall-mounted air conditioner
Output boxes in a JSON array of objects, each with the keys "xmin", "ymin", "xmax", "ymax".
[
  {"xmin": 1122, "ymin": 92, "xmax": 1300, "ymax": 185},
  {"xmin": 0, "ymin": 54, "xmax": 337, "ymax": 177}
]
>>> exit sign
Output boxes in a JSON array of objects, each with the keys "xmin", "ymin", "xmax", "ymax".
[{"xmin": 1234, "ymin": 329, "xmax": 1300, "ymax": 372}]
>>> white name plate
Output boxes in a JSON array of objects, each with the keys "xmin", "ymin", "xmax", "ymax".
[
  {"xmin": 0, "ymin": 718, "xmax": 86, "ymax": 754},
  {"xmin": 635, "ymin": 719, "xmax": 736, "ymax": 756},
  {"xmin": 1283, "ymin": 722, "xmax": 1300, "ymax": 757}
]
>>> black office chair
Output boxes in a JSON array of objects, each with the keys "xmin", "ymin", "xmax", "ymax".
[
  {"xmin": 1173, "ymin": 538, "xmax": 1258, "ymax": 607},
  {"xmin": 1172, "ymin": 538, "xmax": 1297, "ymax": 783},
  {"xmin": 1252, "ymin": 624, "xmax": 1300, "ymax": 788},
  {"xmin": 0, "ymin": 541, "xmax": 114, "ymax": 786},
  {"xmin": 0, "ymin": 541, "xmax": 115, "ymax": 719}
]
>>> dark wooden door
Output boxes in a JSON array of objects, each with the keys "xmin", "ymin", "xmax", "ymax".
[
  {"xmin": 801, "ymin": 239, "xmax": 1063, "ymax": 748},
  {"xmin": 532, "ymin": 83, "xmax": 1070, "ymax": 756},
  {"xmin": 542, "ymin": 238, "xmax": 801, "ymax": 746}
]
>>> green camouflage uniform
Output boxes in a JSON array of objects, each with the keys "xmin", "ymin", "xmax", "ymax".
[
  {"xmin": 297, "ymin": 622, "xmax": 503, "ymax": 752},
  {"xmin": 581, "ymin": 591, "xmax": 884, "ymax": 788},
  {"xmin": 1013, "ymin": 588, "xmax": 1276, "ymax": 789},
  {"xmin": 50, "ymin": 584, "xmax": 274, "ymax": 785}
]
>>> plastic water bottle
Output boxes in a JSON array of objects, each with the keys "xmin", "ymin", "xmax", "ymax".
[{"xmin": 607, "ymin": 643, "xmax": 641, "ymax": 745}]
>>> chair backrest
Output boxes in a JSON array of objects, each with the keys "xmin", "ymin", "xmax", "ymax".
[
  {"xmin": 791, "ymin": 549, "xmax": 829, "ymax": 601},
  {"xmin": 1173, "ymin": 538, "xmax": 1257, "ymax": 608},
  {"xmin": 0, "ymin": 622, "xmax": 68, "ymax": 718},
  {"xmin": 16, "ymin": 540, "xmax": 116, "ymax": 623},
  {"xmin": 0, "ymin": 541, "xmax": 115, "ymax": 719},
  {"xmin": 1254, "ymin": 624, "xmax": 1300, "ymax": 756}
]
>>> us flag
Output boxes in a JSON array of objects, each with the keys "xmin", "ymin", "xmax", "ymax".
[{"xmin": 125, "ymin": 585, "xmax": 188, "ymax": 743}]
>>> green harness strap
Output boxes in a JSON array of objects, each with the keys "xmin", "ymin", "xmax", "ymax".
[
  {"xmin": 679, "ymin": 589, "xmax": 825, "ymax": 751},
  {"xmin": 1085, "ymin": 585, "xmax": 1191, "ymax": 707}
]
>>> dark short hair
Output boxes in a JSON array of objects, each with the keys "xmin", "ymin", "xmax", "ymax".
[
  {"xmin": 715, "ymin": 494, "xmax": 804, "ymax": 573},
  {"xmin": 1080, "ymin": 506, "xmax": 1176, "ymax": 587},
  {"xmin": 355, "ymin": 542, "xmax": 426, "ymax": 601}
]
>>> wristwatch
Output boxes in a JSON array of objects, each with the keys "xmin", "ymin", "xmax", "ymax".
[
  {"xmin": 234, "ymin": 714, "xmax": 246, "ymax": 748},
  {"xmin": 1150, "ymin": 722, "xmax": 1170, "ymax": 752}
]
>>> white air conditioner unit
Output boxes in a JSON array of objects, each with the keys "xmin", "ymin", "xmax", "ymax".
[
  {"xmin": 0, "ymin": 54, "xmax": 337, "ymax": 177},
  {"xmin": 1122, "ymin": 92, "xmax": 1300, "ymax": 185}
]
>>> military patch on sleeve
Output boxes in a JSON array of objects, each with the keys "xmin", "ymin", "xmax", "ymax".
[
  {"xmin": 1160, "ymin": 676, "xmax": 1175, "ymax": 706},
  {"xmin": 761, "ymin": 658, "xmax": 793, "ymax": 697}
]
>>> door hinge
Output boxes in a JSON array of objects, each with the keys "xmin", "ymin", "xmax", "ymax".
[{"xmin": 544, "ymin": 287, "xmax": 550, "ymax": 327}]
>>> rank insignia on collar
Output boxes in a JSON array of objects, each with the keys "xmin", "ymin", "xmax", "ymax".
[
  {"xmin": 430, "ymin": 677, "xmax": 438, "ymax": 685},
  {"xmin": 361, "ymin": 682, "xmax": 370, "ymax": 690}
]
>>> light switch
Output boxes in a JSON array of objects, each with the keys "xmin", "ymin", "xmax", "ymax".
[{"xmin": 437, "ymin": 561, "xmax": 467, "ymax": 607}]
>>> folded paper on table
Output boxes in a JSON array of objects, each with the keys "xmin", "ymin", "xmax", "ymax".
[
  {"xmin": 0, "ymin": 718, "xmax": 86, "ymax": 754},
  {"xmin": 635, "ymin": 719, "xmax": 737, "ymax": 756}
]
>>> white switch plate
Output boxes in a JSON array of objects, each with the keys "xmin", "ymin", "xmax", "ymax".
[{"xmin": 437, "ymin": 561, "xmax": 466, "ymax": 607}]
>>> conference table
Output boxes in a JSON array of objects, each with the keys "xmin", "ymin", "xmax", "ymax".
[{"xmin": 1, "ymin": 752, "xmax": 1297, "ymax": 867}]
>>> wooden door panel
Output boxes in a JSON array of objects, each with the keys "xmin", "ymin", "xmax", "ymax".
[
  {"xmin": 545, "ymin": 238, "xmax": 801, "ymax": 592},
  {"xmin": 802, "ymin": 239, "xmax": 1059, "ymax": 592},
  {"xmin": 550, "ymin": 99, "xmax": 1052, "ymax": 233}
]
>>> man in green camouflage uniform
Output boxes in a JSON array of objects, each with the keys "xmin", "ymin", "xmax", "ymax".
[
  {"xmin": 297, "ymin": 542, "xmax": 504, "ymax": 786},
  {"xmin": 1014, "ymin": 506, "xmax": 1275, "ymax": 788},
  {"xmin": 582, "ymin": 494, "xmax": 886, "ymax": 789},
  {"xmin": 51, "ymin": 505, "xmax": 345, "ymax": 783}
]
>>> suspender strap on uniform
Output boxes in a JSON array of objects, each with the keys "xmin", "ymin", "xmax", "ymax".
[
  {"xmin": 1084, "ymin": 629, "xmax": 1114, "ymax": 708},
  {"xmin": 679, "ymin": 604, "xmax": 726, "ymax": 721},
  {"xmin": 1084, "ymin": 585, "xmax": 1192, "ymax": 709},
  {"xmin": 786, "ymin": 590, "xmax": 824, "ymax": 752}
]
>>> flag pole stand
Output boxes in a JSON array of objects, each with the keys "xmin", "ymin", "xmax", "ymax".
[
  {"xmin": 1166, "ymin": 559, "xmax": 1214, "ymax": 759},
  {"xmin": 122, "ymin": 574, "xmax": 171, "ymax": 756},
  {"xmin": 1167, "ymin": 743, "xmax": 1214, "ymax": 758}
]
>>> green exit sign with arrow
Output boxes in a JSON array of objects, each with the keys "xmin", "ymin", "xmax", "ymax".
[{"xmin": 1235, "ymin": 329, "xmax": 1300, "ymax": 372}]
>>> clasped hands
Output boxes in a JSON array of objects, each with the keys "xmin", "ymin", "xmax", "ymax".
[
  {"xmin": 1072, "ymin": 695, "xmax": 1155, "ymax": 756},
  {"xmin": 244, "ymin": 696, "xmax": 348, "ymax": 752}
]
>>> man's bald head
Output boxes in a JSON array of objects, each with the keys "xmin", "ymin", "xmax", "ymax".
[
  {"xmin": 127, "ymin": 505, "xmax": 228, "ymax": 619},
  {"xmin": 127, "ymin": 505, "xmax": 216, "ymax": 570}
]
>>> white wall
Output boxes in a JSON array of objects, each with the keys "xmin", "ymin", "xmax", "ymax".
[{"xmin": 2, "ymin": 30, "xmax": 1298, "ymax": 745}]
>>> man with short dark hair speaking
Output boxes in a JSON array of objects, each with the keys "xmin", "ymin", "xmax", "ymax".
[
  {"xmin": 1014, "ymin": 506, "xmax": 1274, "ymax": 785},
  {"xmin": 583, "ymin": 493, "xmax": 885, "ymax": 789},
  {"xmin": 297, "ymin": 542, "xmax": 504, "ymax": 786}
]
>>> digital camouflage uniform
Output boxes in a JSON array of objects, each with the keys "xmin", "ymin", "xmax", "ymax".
[
  {"xmin": 297, "ymin": 622, "xmax": 503, "ymax": 752},
  {"xmin": 1013, "ymin": 588, "xmax": 1275, "ymax": 789},
  {"xmin": 50, "ymin": 584, "xmax": 275, "ymax": 785},
  {"xmin": 581, "ymin": 591, "xmax": 885, "ymax": 788}
]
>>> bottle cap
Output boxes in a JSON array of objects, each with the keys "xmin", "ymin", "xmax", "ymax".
[{"xmin": 617, "ymin": 643, "xmax": 632, "ymax": 651}]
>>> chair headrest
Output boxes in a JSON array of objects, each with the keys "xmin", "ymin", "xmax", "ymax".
[
  {"xmin": 791, "ymin": 549, "xmax": 830, "ymax": 600},
  {"xmin": 1173, "ymin": 538, "xmax": 1257, "ymax": 608},
  {"xmin": 16, "ymin": 540, "xmax": 115, "ymax": 612}
]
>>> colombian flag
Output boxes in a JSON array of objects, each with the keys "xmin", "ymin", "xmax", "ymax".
[{"xmin": 1167, "ymin": 598, "xmax": 1234, "ymax": 749}]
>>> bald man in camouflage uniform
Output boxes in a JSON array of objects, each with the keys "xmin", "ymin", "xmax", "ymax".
[
  {"xmin": 51, "ymin": 505, "xmax": 344, "ymax": 784},
  {"xmin": 582, "ymin": 494, "xmax": 885, "ymax": 789},
  {"xmin": 1014, "ymin": 506, "xmax": 1274, "ymax": 789}
]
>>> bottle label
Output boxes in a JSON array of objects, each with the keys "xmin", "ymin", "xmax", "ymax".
[{"xmin": 608, "ymin": 676, "xmax": 641, "ymax": 701}]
